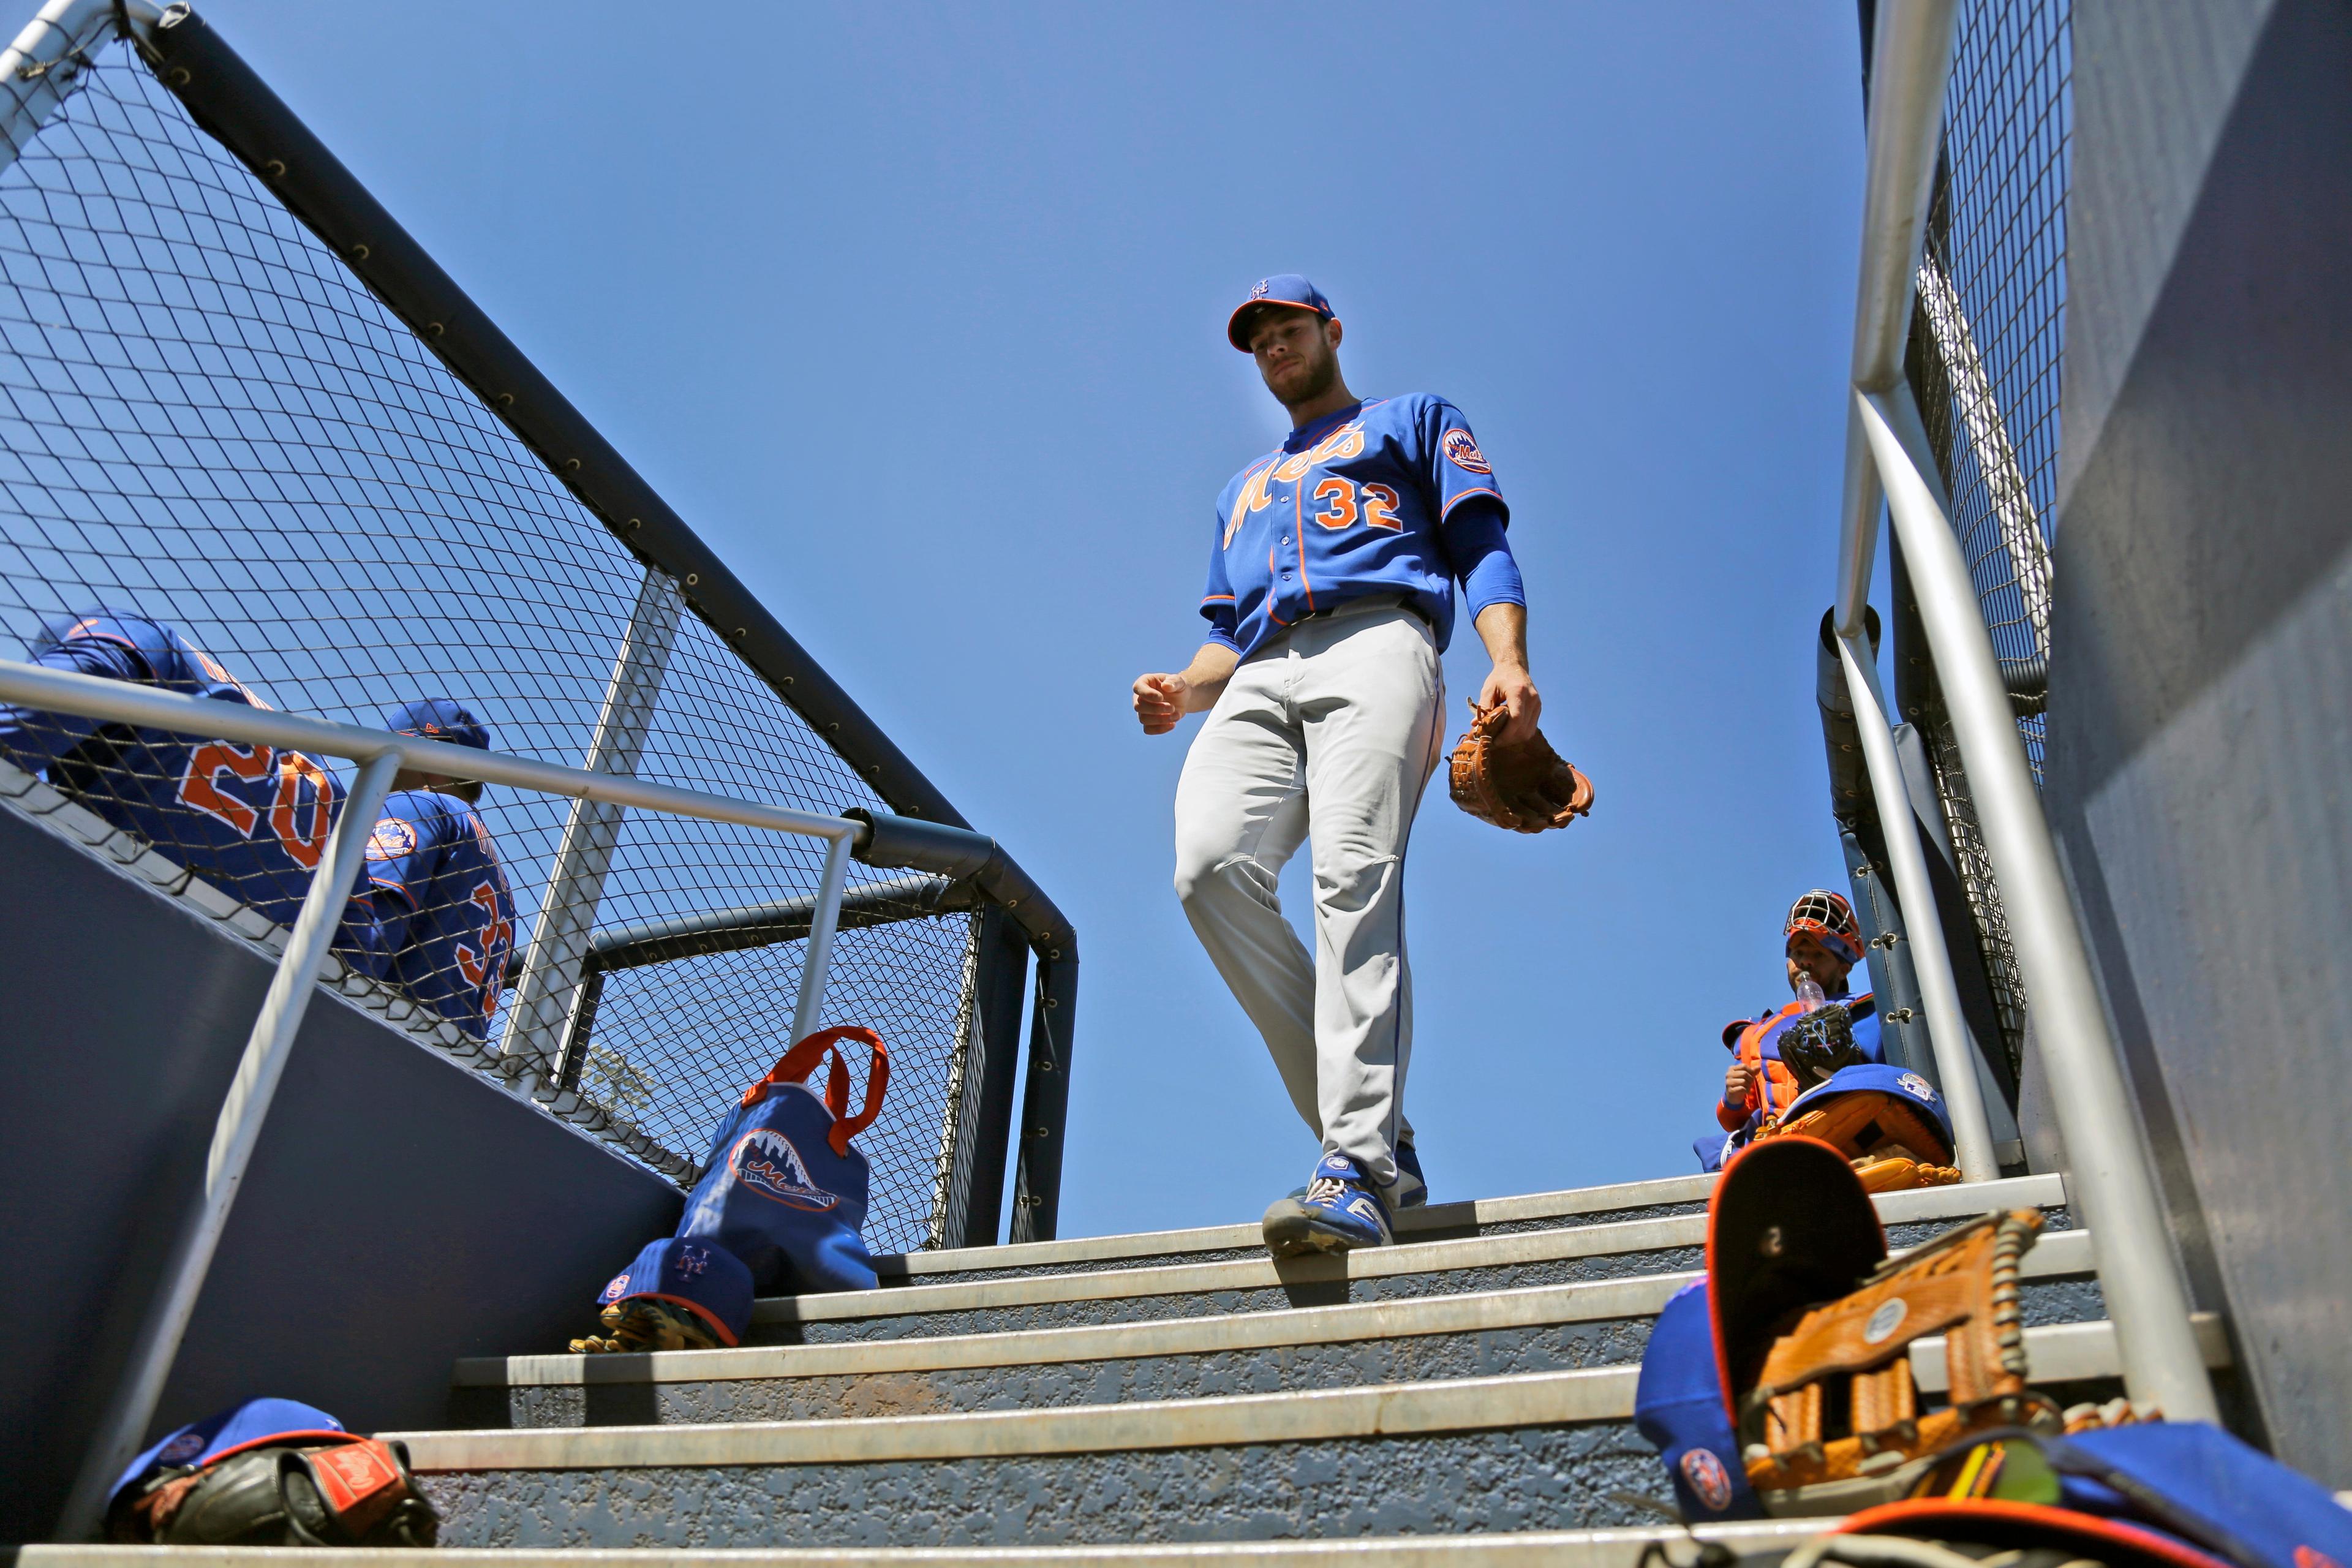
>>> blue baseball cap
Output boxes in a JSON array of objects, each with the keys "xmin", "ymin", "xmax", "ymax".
[
  {"xmin": 385, "ymin": 697, "xmax": 490, "ymax": 752},
  {"xmin": 599, "ymin": 1237, "xmax": 755, "ymax": 1347},
  {"xmin": 1634, "ymin": 1280, "xmax": 1762, "ymax": 1521},
  {"xmin": 113, "ymin": 1397, "xmax": 347, "ymax": 1505},
  {"xmin": 1227, "ymin": 274, "xmax": 1337, "ymax": 350}
]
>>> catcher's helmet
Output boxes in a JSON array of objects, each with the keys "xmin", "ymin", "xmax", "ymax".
[{"xmin": 1785, "ymin": 889, "xmax": 1863, "ymax": 968}]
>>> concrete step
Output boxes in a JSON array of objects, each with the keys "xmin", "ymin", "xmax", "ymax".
[
  {"xmin": 456, "ymin": 1231, "xmax": 2103, "ymax": 1430},
  {"xmin": 872, "ymin": 1174, "xmax": 1722, "ymax": 1285},
  {"xmin": 869, "ymin": 1172, "xmax": 2059, "ymax": 1286},
  {"xmin": 399, "ymin": 1314, "xmax": 2226, "ymax": 1550},
  {"xmin": 20, "ymin": 1519, "xmax": 1825, "ymax": 1566},
  {"xmin": 739, "ymin": 1176, "xmax": 2073, "ymax": 1346}
]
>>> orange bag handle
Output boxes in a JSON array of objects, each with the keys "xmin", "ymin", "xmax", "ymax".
[{"xmin": 739, "ymin": 1025, "xmax": 890, "ymax": 1157}]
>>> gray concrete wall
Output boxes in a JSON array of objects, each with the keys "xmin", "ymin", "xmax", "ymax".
[
  {"xmin": 2045, "ymin": 0, "xmax": 2352, "ymax": 1482},
  {"xmin": 0, "ymin": 804, "xmax": 682, "ymax": 1542}
]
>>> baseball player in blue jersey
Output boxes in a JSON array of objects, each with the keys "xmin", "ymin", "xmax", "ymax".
[
  {"xmin": 353, "ymin": 698, "xmax": 518, "ymax": 1043},
  {"xmin": 1131, "ymin": 276, "xmax": 1540, "ymax": 1256},
  {"xmin": 0, "ymin": 609, "xmax": 379, "ymax": 954}
]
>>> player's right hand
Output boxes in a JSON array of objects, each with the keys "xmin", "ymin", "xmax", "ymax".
[
  {"xmin": 1723, "ymin": 1062, "xmax": 1755, "ymax": 1108},
  {"xmin": 1133, "ymin": 673, "xmax": 1189, "ymax": 736}
]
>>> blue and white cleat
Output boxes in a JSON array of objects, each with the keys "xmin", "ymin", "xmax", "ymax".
[{"xmin": 1262, "ymin": 1152, "xmax": 1394, "ymax": 1257}]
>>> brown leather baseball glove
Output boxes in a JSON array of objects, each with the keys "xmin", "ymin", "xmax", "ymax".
[
  {"xmin": 1447, "ymin": 699, "xmax": 1593, "ymax": 834},
  {"xmin": 1754, "ymin": 1090, "xmax": 1962, "ymax": 1194},
  {"xmin": 1741, "ymin": 1209, "xmax": 2055, "ymax": 1507}
]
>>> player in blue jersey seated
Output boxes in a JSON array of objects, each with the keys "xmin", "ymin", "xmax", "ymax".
[
  {"xmin": 1696, "ymin": 889, "xmax": 1886, "ymax": 1171},
  {"xmin": 0, "ymin": 609, "xmax": 379, "ymax": 954},
  {"xmin": 350, "ymin": 699, "xmax": 518, "ymax": 1044},
  {"xmin": 1132, "ymin": 276, "xmax": 1542, "ymax": 1257}
]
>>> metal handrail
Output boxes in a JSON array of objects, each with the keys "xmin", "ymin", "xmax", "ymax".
[
  {"xmin": 1834, "ymin": 1, "xmax": 2220, "ymax": 1422},
  {"xmin": 2, "ymin": 658, "xmax": 862, "ymax": 1537}
]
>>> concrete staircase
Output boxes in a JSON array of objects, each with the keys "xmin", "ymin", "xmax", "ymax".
[{"xmin": 32, "ymin": 1170, "xmax": 2229, "ymax": 1565}]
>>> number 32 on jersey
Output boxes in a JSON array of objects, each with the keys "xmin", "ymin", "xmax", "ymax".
[{"xmin": 1310, "ymin": 478, "xmax": 1401, "ymax": 532}]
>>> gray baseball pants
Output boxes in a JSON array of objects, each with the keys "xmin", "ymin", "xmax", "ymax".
[{"xmin": 1172, "ymin": 597, "xmax": 1446, "ymax": 1189}]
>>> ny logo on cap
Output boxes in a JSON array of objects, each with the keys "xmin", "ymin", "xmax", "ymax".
[{"xmin": 1250, "ymin": 279, "xmax": 1270, "ymax": 299}]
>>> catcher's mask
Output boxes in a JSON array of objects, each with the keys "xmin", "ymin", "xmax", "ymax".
[{"xmin": 1786, "ymin": 888, "xmax": 1863, "ymax": 968}]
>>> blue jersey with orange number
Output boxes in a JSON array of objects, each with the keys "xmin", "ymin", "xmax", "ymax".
[
  {"xmin": 1202, "ymin": 393, "xmax": 1507, "ymax": 660},
  {"xmin": 0, "ymin": 611, "xmax": 380, "ymax": 950},
  {"xmin": 358, "ymin": 787, "xmax": 516, "ymax": 1041}
]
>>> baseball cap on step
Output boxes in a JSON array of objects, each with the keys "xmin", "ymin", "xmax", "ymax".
[{"xmin": 1227, "ymin": 274, "xmax": 1336, "ymax": 350}]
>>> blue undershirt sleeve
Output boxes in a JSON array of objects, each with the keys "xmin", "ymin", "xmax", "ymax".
[{"xmin": 1442, "ymin": 498, "xmax": 1525, "ymax": 622}]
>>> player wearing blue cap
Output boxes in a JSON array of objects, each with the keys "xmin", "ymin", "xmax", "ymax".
[
  {"xmin": 1132, "ymin": 276, "xmax": 1539, "ymax": 1256},
  {"xmin": 0, "ymin": 609, "xmax": 379, "ymax": 954},
  {"xmin": 352, "ymin": 698, "xmax": 518, "ymax": 1042}
]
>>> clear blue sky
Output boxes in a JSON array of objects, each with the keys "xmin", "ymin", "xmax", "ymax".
[{"xmin": 204, "ymin": 1, "xmax": 1879, "ymax": 1239}]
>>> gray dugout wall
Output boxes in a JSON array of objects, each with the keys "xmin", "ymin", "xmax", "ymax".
[
  {"xmin": 0, "ymin": 804, "xmax": 680, "ymax": 1543},
  {"xmin": 2038, "ymin": 0, "xmax": 2352, "ymax": 1482}
]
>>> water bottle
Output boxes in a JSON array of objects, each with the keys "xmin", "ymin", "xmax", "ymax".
[{"xmin": 1794, "ymin": 970, "xmax": 1826, "ymax": 1013}]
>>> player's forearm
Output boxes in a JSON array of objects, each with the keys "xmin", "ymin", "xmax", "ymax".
[
  {"xmin": 1473, "ymin": 601, "xmax": 1529, "ymax": 674},
  {"xmin": 1178, "ymin": 643, "xmax": 1241, "ymax": 709}
]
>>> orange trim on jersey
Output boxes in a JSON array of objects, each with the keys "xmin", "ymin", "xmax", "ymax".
[
  {"xmin": 1200, "ymin": 594, "xmax": 1236, "ymax": 603},
  {"xmin": 1295, "ymin": 481, "xmax": 1316, "ymax": 612},
  {"xmin": 1440, "ymin": 486, "xmax": 1504, "ymax": 519}
]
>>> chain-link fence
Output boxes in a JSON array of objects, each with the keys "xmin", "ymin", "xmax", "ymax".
[
  {"xmin": 0, "ymin": 35, "xmax": 1023, "ymax": 1254},
  {"xmin": 1898, "ymin": 0, "xmax": 2072, "ymax": 1085}
]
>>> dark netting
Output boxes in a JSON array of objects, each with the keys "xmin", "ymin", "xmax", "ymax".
[
  {"xmin": 1901, "ymin": 0, "xmax": 2071, "ymax": 1080},
  {"xmin": 0, "ymin": 42, "xmax": 980, "ymax": 1252}
]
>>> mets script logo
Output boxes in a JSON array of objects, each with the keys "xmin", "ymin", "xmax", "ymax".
[
  {"xmin": 1897, "ymin": 1071, "xmax": 1937, "ymax": 1102},
  {"xmin": 365, "ymin": 817, "xmax": 417, "ymax": 861},
  {"xmin": 1441, "ymin": 428, "xmax": 1491, "ymax": 475},
  {"xmin": 1679, "ymin": 1448, "xmax": 1734, "ymax": 1512},
  {"xmin": 731, "ymin": 1128, "xmax": 839, "ymax": 1212}
]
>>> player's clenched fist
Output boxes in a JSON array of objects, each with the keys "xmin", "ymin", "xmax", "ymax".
[
  {"xmin": 1133, "ymin": 672, "xmax": 1190, "ymax": 735},
  {"xmin": 1723, "ymin": 1062, "xmax": 1757, "ymax": 1109}
]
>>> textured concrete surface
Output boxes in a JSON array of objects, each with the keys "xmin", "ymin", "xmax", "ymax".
[
  {"xmin": 2049, "ymin": 0, "xmax": 2352, "ymax": 1482},
  {"xmin": 760, "ymin": 1211, "xmax": 2079, "ymax": 1346},
  {"xmin": 475, "ymin": 1317, "xmax": 1656, "ymax": 1429},
  {"xmin": 426, "ymin": 1422, "xmax": 1670, "ymax": 1548},
  {"xmin": 466, "ymin": 1275, "xmax": 2103, "ymax": 1430},
  {"xmin": 882, "ymin": 1203, "xmax": 1713, "ymax": 1286}
]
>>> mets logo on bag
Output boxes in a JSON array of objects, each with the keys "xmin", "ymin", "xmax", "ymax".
[{"xmin": 731, "ymin": 1128, "xmax": 839, "ymax": 1212}]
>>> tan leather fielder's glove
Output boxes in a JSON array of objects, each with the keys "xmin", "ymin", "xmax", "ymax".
[
  {"xmin": 1741, "ymin": 1209, "xmax": 2053, "ymax": 1504},
  {"xmin": 1447, "ymin": 699, "xmax": 1594, "ymax": 833}
]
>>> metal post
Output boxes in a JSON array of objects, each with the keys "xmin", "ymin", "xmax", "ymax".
[
  {"xmin": 789, "ymin": 831, "xmax": 852, "ymax": 1047},
  {"xmin": 502, "ymin": 567, "xmax": 682, "ymax": 1080},
  {"xmin": 1858, "ymin": 384, "xmax": 2222, "ymax": 1423},
  {"xmin": 0, "ymin": 0, "xmax": 157, "ymax": 179},
  {"xmin": 54, "ymin": 747, "xmax": 404, "ymax": 1542},
  {"xmin": 1009, "ymin": 940, "xmax": 1078, "ymax": 1245},
  {"xmin": 1836, "ymin": 631, "xmax": 2000, "ymax": 1182}
]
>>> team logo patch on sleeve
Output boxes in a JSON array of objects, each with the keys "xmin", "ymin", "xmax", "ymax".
[
  {"xmin": 1679, "ymin": 1447, "xmax": 1735, "ymax": 1513},
  {"xmin": 1441, "ymin": 428, "xmax": 1492, "ymax": 474},
  {"xmin": 365, "ymin": 818, "xmax": 418, "ymax": 861}
]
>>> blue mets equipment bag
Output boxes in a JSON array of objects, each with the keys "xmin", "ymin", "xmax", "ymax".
[{"xmin": 684, "ymin": 1025, "xmax": 891, "ymax": 1292}]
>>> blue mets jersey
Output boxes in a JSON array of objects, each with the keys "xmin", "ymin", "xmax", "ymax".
[
  {"xmin": 359, "ymin": 787, "xmax": 517, "ymax": 1040},
  {"xmin": 0, "ymin": 611, "xmax": 379, "ymax": 949},
  {"xmin": 1202, "ymin": 393, "xmax": 1513, "ymax": 659}
]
